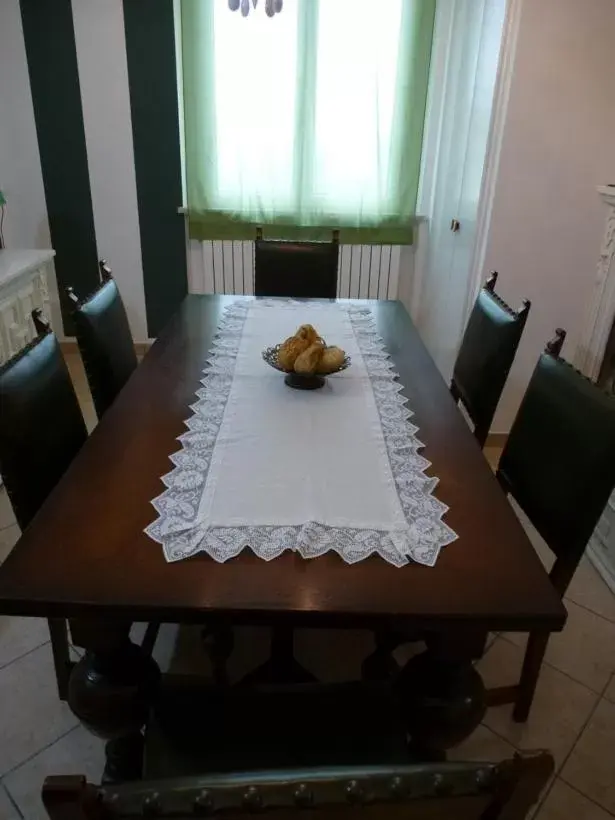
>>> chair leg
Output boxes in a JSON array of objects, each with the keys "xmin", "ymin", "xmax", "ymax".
[
  {"xmin": 513, "ymin": 630, "xmax": 549, "ymax": 723},
  {"xmin": 202, "ymin": 622, "xmax": 234, "ymax": 686},
  {"xmin": 140, "ymin": 622, "xmax": 161, "ymax": 657},
  {"xmin": 362, "ymin": 629, "xmax": 406, "ymax": 681},
  {"xmin": 474, "ymin": 424, "xmax": 489, "ymax": 449},
  {"xmin": 48, "ymin": 618, "xmax": 72, "ymax": 701}
]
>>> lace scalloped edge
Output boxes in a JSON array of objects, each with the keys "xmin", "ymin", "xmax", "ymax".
[{"xmin": 145, "ymin": 300, "xmax": 458, "ymax": 567}]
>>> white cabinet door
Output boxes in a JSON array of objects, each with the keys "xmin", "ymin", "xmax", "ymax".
[{"xmin": 415, "ymin": 0, "xmax": 507, "ymax": 379}]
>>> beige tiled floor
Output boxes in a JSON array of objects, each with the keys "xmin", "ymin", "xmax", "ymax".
[{"xmin": 1, "ymin": 370, "xmax": 615, "ymax": 817}]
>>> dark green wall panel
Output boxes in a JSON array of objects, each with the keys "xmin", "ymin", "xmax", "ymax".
[
  {"xmin": 20, "ymin": 0, "xmax": 100, "ymax": 333},
  {"xmin": 123, "ymin": 0, "xmax": 187, "ymax": 338}
]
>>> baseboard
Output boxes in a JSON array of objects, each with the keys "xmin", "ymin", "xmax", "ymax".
[
  {"xmin": 485, "ymin": 433, "xmax": 508, "ymax": 448},
  {"xmin": 60, "ymin": 340, "xmax": 152, "ymax": 356}
]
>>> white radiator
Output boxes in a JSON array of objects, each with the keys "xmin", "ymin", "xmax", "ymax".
[{"xmin": 187, "ymin": 240, "xmax": 402, "ymax": 300}]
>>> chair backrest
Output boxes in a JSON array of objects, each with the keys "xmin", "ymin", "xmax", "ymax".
[
  {"xmin": 254, "ymin": 233, "xmax": 339, "ymax": 299},
  {"xmin": 0, "ymin": 323, "xmax": 88, "ymax": 530},
  {"xmin": 452, "ymin": 272, "xmax": 530, "ymax": 447},
  {"xmin": 67, "ymin": 260, "xmax": 137, "ymax": 419},
  {"xmin": 42, "ymin": 753, "xmax": 553, "ymax": 820},
  {"xmin": 497, "ymin": 328, "xmax": 615, "ymax": 592}
]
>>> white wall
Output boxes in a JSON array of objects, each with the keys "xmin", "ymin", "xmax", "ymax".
[
  {"xmin": 0, "ymin": 0, "xmax": 62, "ymax": 332},
  {"xmin": 484, "ymin": 0, "xmax": 615, "ymax": 431},
  {"xmin": 0, "ymin": 0, "xmax": 149, "ymax": 341},
  {"xmin": 0, "ymin": 0, "xmax": 48, "ymax": 250},
  {"xmin": 71, "ymin": 0, "xmax": 148, "ymax": 342}
]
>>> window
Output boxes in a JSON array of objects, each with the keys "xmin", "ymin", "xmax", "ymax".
[{"xmin": 180, "ymin": 0, "xmax": 435, "ymax": 243}]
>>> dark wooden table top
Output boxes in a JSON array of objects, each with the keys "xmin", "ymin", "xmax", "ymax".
[{"xmin": 0, "ymin": 296, "xmax": 566, "ymax": 632}]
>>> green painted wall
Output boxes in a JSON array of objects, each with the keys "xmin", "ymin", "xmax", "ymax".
[
  {"xmin": 20, "ymin": 0, "xmax": 100, "ymax": 332},
  {"xmin": 123, "ymin": 0, "xmax": 187, "ymax": 337}
]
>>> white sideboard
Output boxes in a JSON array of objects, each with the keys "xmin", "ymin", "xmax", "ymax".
[{"xmin": 0, "ymin": 249, "xmax": 56, "ymax": 364}]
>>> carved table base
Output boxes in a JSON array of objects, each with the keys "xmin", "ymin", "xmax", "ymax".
[
  {"xmin": 361, "ymin": 629, "xmax": 488, "ymax": 758},
  {"xmin": 68, "ymin": 620, "xmax": 160, "ymax": 783},
  {"xmin": 397, "ymin": 652, "xmax": 486, "ymax": 756},
  {"xmin": 241, "ymin": 625, "xmax": 316, "ymax": 685},
  {"xmin": 67, "ymin": 620, "xmax": 487, "ymax": 779}
]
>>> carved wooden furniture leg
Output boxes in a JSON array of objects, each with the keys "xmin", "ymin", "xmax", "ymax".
[
  {"xmin": 241, "ymin": 625, "xmax": 316, "ymax": 685},
  {"xmin": 48, "ymin": 618, "xmax": 73, "ymax": 701},
  {"xmin": 513, "ymin": 630, "xmax": 549, "ymax": 723},
  {"xmin": 396, "ymin": 631, "xmax": 487, "ymax": 760},
  {"xmin": 361, "ymin": 629, "xmax": 403, "ymax": 681},
  {"xmin": 201, "ymin": 621, "xmax": 235, "ymax": 685},
  {"xmin": 140, "ymin": 622, "xmax": 161, "ymax": 658},
  {"xmin": 269, "ymin": 626, "xmax": 315, "ymax": 682},
  {"xmin": 68, "ymin": 620, "xmax": 160, "ymax": 783}
]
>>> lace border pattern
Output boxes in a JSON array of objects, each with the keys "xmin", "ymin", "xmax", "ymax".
[{"xmin": 145, "ymin": 301, "xmax": 458, "ymax": 566}]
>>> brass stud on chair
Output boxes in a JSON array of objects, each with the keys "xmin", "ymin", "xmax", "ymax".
[
  {"xmin": 293, "ymin": 783, "xmax": 313, "ymax": 807},
  {"xmin": 101, "ymin": 791, "xmax": 119, "ymax": 809},
  {"xmin": 389, "ymin": 776, "xmax": 405, "ymax": 799},
  {"xmin": 242, "ymin": 786, "xmax": 263, "ymax": 811},
  {"xmin": 432, "ymin": 774, "xmax": 452, "ymax": 796},
  {"xmin": 194, "ymin": 789, "xmax": 214, "ymax": 814},
  {"xmin": 142, "ymin": 792, "xmax": 161, "ymax": 815},
  {"xmin": 345, "ymin": 780, "xmax": 364, "ymax": 804},
  {"xmin": 475, "ymin": 768, "xmax": 490, "ymax": 791}
]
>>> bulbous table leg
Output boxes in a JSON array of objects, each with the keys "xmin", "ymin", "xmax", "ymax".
[
  {"xmin": 68, "ymin": 620, "xmax": 160, "ymax": 783},
  {"xmin": 395, "ymin": 632, "xmax": 487, "ymax": 759},
  {"xmin": 201, "ymin": 620, "xmax": 235, "ymax": 686}
]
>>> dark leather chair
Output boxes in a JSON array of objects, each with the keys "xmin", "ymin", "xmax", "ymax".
[
  {"xmin": 43, "ymin": 753, "xmax": 553, "ymax": 820},
  {"xmin": 67, "ymin": 260, "xmax": 138, "ymax": 419},
  {"xmin": 254, "ymin": 229, "xmax": 339, "ymax": 298},
  {"xmin": 487, "ymin": 328, "xmax": 615, "ymax": 721},
  {"xmin": 451, "ymin": 272, "xmax": 530, "ymax": 447},
  {"xmin": 0, "ymin": 314, "xmax": 88, "ymax": 700}
]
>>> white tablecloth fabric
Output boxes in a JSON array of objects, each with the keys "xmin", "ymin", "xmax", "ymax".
[{"xmin": 146, "ymin": 301, "xmax": 457, "ymax": 566}]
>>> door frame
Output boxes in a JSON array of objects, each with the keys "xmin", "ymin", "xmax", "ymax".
[
  {"xmin": 410, "ymin": 0, "xmax": 524, "ymax": 334},
  {"xmin": 462, "ymin": 0, "xmax": 524, "ymax": 323}
]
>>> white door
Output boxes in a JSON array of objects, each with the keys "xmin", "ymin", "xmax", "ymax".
[{"xmin": 414, "ymin": 0, "xmax": 507, "ymax": 379}]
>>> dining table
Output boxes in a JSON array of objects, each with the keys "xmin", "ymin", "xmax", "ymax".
[{"xmin": 0, "ymin": 295, "xmax": 566, "ymax": 780}]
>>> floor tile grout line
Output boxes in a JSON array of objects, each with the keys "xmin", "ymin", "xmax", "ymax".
[
  {"xmin": 532, "ymin": 777, "xmax": 556, "ymax": 819},
  {"xmin": 479, "ymin": 649, "xmax": 615, "ymax": 816},
  {"xmin": 562, "ymin": 593, "xmax": 615, "ymax": 626},
  {"xmin": 480, "ymin": 688, "xmax": 601, "ymax": 778},
  {"xmin": 479, "ymin": 721, "xmax": 525, "ymax": 757},
  {"xmin": 0, "ymin": 781, "xmax": 24, "ymax": 819},
  {"xmin": 495, "ymin": 632, "xmax": 613, "ymax": 696},
  {"xmin": 557, "ymin": 776, "xmax": 615, "ymax": 818},
  {"xmin": 0, "ymin": 722, "xmax": 80, "ymax": 781},
  {"xmin": 474, "ymin": 719, "xmax": 556, "ymax": 819},
  {"xmin": 523, "ymin": 683, "xmax": 604, "ymax": 818},
  {"xmin": 545, "ymin": 674, "xmax": 614, "ymax": 815},
  {"xmin": 0, "ymin": 639, "xmax": 51, "ymax": 673}
]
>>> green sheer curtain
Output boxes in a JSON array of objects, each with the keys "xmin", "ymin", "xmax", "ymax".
[{"xmin": 181, "ymin": 0, "xmax": 435, "ymax": 244}]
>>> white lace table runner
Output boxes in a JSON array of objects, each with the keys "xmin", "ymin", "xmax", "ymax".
[{"xmin": 146, "ymin": 300, "xmax": 457, "ymax": 567}]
